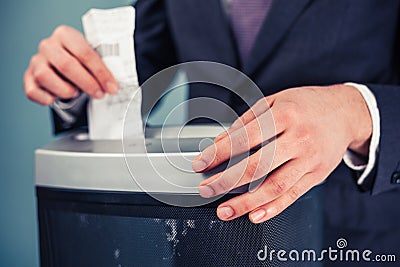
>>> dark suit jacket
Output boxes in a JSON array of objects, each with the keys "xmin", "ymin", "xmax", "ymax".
[
  {"xmin": 132, "ymin": 0, "xmax": 400, "ymax": 257},
  {"xmin": 52, "ymin": 0, "xmax": 400, "ymax": 258}
]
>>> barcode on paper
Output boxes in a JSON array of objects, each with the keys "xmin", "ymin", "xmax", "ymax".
[{"xmin": 95, "ymin": 43, "xmax": 120, "ymax": 57}]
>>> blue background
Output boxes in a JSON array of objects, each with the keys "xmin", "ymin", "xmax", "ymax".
[{"xmin": 0, "ymin": 1, "xmax": 151, "ymax": 266}]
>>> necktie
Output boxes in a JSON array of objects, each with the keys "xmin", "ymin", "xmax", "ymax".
[{"xmin": 231, "ymin": 0, "xmax": 273, "ymax": 63}]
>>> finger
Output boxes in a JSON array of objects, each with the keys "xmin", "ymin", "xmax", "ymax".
[
  {"xmin": 31, "ymin": 54, "xmax": 79, "ymax": 99},
  {"xmin": 53, "ymin": 26, "xmax": 118, "ymax": 94},
  {"xmin": 193, "ymin": 105, "xmax": 279, "ymax": 172},
  {"xmin": 248, "ymin": 172, "xmax": 320, "ymax": 224},
  {"xmin": 39, "ymin": 38, "xmax": 104, "ymax": 98},
  {"xmin": 24, "ymin": 68, "xmax": 55, "ymax": 106},
  {"xmin": 198, "ymin": 133, "xmax": 297, "ymax": 198},
  {"xmin": 215, "ymin": 158, "xmax": 309, "ymax": 221},
  {"xmin": 214, "ymin": 97, "xmax": 273, "ymax": 142}
]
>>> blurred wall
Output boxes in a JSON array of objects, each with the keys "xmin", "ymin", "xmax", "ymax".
[{"xmin": 0, "ymin": 1, "xmax": 138, "ymax": 266}]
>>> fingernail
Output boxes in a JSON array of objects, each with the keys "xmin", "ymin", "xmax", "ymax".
[
  {"xmin": 192, "ymin": 159, "xmax": 208, "ymax": 172},
  {"xmin": 107, "ymin": 82, "xmax": 118, "ymax": 94},
  {"xmin": 217, "ymin": 206, "xmax": 234, "ymax": 220},
  {"xmin": 95, "ymin": 90, "xmax": 104, "ymax": 99},
  {"xmin": 198, "ymin": 185, "xmax": 215, "ymax": 198},
  {"xmin": 250, "ymin": 209, "xmax": 266, "ymax": 223}
]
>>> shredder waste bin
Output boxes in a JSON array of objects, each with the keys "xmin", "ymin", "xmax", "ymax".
[{"xmin": 35, "ymin": 125, "xmax": 323, "ymax": 267}]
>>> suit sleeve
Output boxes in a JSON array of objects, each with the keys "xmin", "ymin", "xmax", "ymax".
[
  {"xmin": 51, "ymin": 0, "xmax": 178, "ymax": 134},
  {"xmin": 364, "ymin": 84, "xmax": 400, "ymax": 195},
  {"xmin": 134, "ymin": 0, "xmax": 179, "ymax": 116},
  {"xmin": 134, "ymin": 0, "xmax": 178, "ymax": 85}
]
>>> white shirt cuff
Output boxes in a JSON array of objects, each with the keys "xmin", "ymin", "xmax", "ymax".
[
  {"xmin": 342, "ymin": 83, "xmax": 380, "ymax": 185},
  {"xmin": 51, "ymin": 93, "xmax": 88, "ymax": 126}
]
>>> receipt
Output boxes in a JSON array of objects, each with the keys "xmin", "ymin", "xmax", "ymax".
[{"xmin": 82, "ymin": 6, "xmax": 144, "ymax": 140}]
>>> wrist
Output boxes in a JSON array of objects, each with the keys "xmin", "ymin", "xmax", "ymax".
[{"xmin": 339, "ymin": 84, "xmax": 372, "ymax": 156}]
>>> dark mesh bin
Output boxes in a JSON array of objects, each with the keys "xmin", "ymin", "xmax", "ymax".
[
  {"xmin": 35, "ymin": 127, "xmax": 323, "ymax": 267},
  {"xmin": 37, "ymin": 187, "xmax": 323, "ymax": 267}
]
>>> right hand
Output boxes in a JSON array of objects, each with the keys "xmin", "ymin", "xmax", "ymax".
[{"xmin": 24, "ymin": 25, "xmax": 118, "ymax": 106}]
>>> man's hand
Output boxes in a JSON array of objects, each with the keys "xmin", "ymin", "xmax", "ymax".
[
  {"xmin": 23, "ymin": 25, "xmax": 118, "ymax": 106},
  {"xmin": 192, "ymin": 84, "xmax": 372, "ymax": 223}
]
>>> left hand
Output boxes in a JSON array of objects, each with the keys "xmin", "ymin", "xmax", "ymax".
[{"xmin": 192, "ymin": 84, "xmax": 372, "ymax": 223}]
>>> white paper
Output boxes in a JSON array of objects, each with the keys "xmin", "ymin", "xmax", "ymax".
[{"xmin": 82, "ymin": 6, "xmax": 144, "ymax": 140}]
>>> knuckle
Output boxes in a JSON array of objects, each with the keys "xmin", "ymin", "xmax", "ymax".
[
  {"xmin": 212, "ymin": 152, "xmax": 223, "ymax": 166},
  {"xmin": 25, "ymin": 87, "xmax": 36, "ymax": 100},
  {"xmin": 23, "ymin": 68, "xmax": 32, "ymax": 82},
  {"xmin": 26, "ymin": 90, "xmax": 34, "ymax": 100},
  {"xmin": 41, "ymin": 97, "xmax": 55, "ymax": 106},
  {"xmin": 200, "ymin": 149, "xmax": 212, "ymax": 164},
  {"xmin": 235, "ymin": 132, "xmax": 249, "ymax": 150},
  {"xmin": 277, "ymin": 140, "xmax": 290, "ymax": 157},
  {"xmin": 82, "ymin": 84, "xmax": 98, "ymax": 95},
  {"xmin": 288, "ymin": 186, "xmax": 301, "ymax": 201},
  {"xmin": 269, "ymin": 177, "xmax": 287, "ymax": 196},
  {"xmin": 38, "ymin": 38, "xmax": 52, "ymax": 53},
  {"xmin": 203, "ymin": 144, "xmax": 219, "ymax": 164},
  {"xmin": 58, "ymin": 90, "xmax": 71, "ymax": 99},
  {"xmin": 314, "ymin": 161, "xmax": 329, "ymax": 172},
  {"xmin": 33, "ymin": 67, "xmax": 49, "ymax": 83},
  {"xmin": 59, "ymin": 88, "xmax": 76, "ymax": 99},
  {"xmin": 245, "ymin": 161, "xmax": 259, "ymax": 180},
  {"xmin": 95, "ymin": 67, "xmax": 110, "ymax": 83},
  {"xmin": 288, "ymin": 165, "xmax": 303, "ymax": 180},
  {"xmin": 80, "ymin": 47, "xmax": 96, "ymax": 63},
  {"xmin": 58, "ymin": 58, "xmax": 74, "ymax": 73},
  {"xmin": 265, "ymin": 96, "xmax": 274, "ymax": 105},
  {"xmin": 232, "ymin": 117, "xmax": 245, "ymax": 129},
  {"xmin": 214, "ymin": 177, "xmax": 234, "ymax": 193},
  {"xmin": 247, "ymin": 121, "xmax": 261, "ymax": 137},
  {"xmin": 236, "ymin": 199, "xmax": 255, "ymax": 214},
  {"xmin": 278, "ymin": 102, "xmax": 299, "ymax": 125},
  {"xmin": 259, "ymin": 111, "xmax": 274, "ymax": 130},
  {"xmin": 256, "ymin": 97, "xmax": 267, "ymax": 107},
  {"xmin": 281, "ymin": 109, "xmax": 295, "ymax": 125},
  {"xmin": 30, "ymin": 54, "xmax": 39, "ymax": 66},
  {"xmin": 255, "ymin": 159, "xmax": 270, "ymax": 177},
  {"xmin": 296, "ymin": 125, "xmax": 311, "ymax": 139},
  {"xmin": 53, "ymin": 25, "xmax": 70, "ymax": 37},
  {"xmin": 304, "ymin": 146, "xmax": 318, "ymax": 161}
]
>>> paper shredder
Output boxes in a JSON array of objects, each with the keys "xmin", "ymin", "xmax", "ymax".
[{"xmin": 35, "ymin": 125, "xmax": 323, "ymax": 267}]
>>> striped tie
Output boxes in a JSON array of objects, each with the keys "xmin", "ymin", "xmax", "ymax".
[{"xmin": 231, "ymin": 0, "xmax": 273, "ymax": 63}]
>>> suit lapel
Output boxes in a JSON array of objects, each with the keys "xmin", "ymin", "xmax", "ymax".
[
  {"xmin": 243, "ymin": 0, "xmax": 313, "ymax": 75},
  {"xmin": 194, "ymin": 0, "xmax": 240, "ymax": 67}
]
